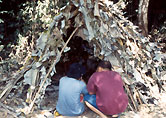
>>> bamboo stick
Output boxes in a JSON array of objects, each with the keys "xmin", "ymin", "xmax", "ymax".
[{"xmin": 28, "ymin": 25, "xmax": 80, "ymax": 113}]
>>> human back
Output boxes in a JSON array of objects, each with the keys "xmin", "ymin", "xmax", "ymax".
[
  {"xmin": 88, "ymin": 70, "xmax": 128, "ymax": 115},
  {"xmin": 87, "ymin": 60, "xmax": 128, "ymax": 116},
  {"xmin": 56, "ymin": 63, "xmax": 88, "ymax": 116},
  {"xmin": 56, "ymin": 76, "xmax": 87, "ymax": 116}
]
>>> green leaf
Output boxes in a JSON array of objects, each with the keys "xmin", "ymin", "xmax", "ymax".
[
  {"xmin": 0, "ymin": 45, "xmax": 4, "ymax": 51},
  {"xmin": 0, "ymin": 11, "xmax": 8, "ymax": 14},
  {"xmin": 0, "ymin": 19, "xmax": 4, "ymax": 23},
  {"xmin": 0, "ymin": 34, "xmax": 4, "ymax": 39},
  {"xmin": 24, "ymin": 68, "xmax": 39, "ymax": 86}
]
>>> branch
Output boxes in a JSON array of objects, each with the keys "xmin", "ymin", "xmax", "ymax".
[
  {"xmin": 0, "ymin": 103, "xmax": 18, "ymax": 118},
  {"xmin": 0, "ymin": 63, "xmax": 33, "ymax": 102},
  {"xmin": 123, "ymin": 83, "xmax": 138, "ymax": 111},
  {"xmin": 28, "ymin": 25, "xmax": 80, "ymax": 113}
]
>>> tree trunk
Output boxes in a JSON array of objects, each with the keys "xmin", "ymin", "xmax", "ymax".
[{"xmin": 138, "ymin": 0, "xmax": 150, "ymax": 36}]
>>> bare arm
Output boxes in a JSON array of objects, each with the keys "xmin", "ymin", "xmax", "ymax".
[{"xmin": 89, "ymin": 92, "xmax": 95, "ymax": 95}]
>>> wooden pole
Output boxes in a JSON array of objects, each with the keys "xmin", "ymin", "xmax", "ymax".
[{"xmin": 28, "ymin": 26, "xmax": 80, "ymax": 113}]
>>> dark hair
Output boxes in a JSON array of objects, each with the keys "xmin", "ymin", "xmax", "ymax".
[
  {"xmin": 82, "ymin": 58, "xmax": 99, "ymax": 83},
  {"xmin": 98, "ymin": 60, "xmax": 113, "ymax": 70},
  {"xmin": 67, "ymin": 63, "xmax": 86, "ymax": 79}
]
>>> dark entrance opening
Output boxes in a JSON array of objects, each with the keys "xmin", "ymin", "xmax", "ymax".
[
  {"xmin": 148, "ymin": 0, "xmax": 166, "ymax": 31},
  {"xmin": 51, "ymin": 32, "xmax": 100, "ymax": 86}
]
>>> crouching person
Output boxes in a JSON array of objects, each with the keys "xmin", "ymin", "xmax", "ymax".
[
  {"xmin": 84, "ymin": 60, "xmax": 128, "ymax": 118},
  {"xmin": 55, "ymin": 63, "xmax": 88, "ymax": 116}
]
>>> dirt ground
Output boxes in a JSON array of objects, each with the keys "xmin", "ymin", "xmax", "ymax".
[
  {"xmin": 0, "ymin": 85, "xmax": 166, "ymax": 118},
  {"xmin": 28, "ymin": 87, "xmax": 166, "ymax": 118}
]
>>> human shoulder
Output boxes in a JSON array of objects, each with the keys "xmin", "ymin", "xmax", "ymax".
[
  {"xmin": 92, "ymin": 71, "xmax": 101, "ymax": 76},
  {"xmin": 111, "ymin": 71, "xmax": 121, "ymax": 76},
  {"xmin": 60, "ymin": 76, "xmax": 75, "ymax": 82},
  {"xmin": 110, "ymin": 71, "xmax": 123, "ymax": 81},
  {"xmin": 88, "ymin": 72, "xmax": 102, "ymax": 82},
  {"xmin": 60, "ymin": 76, "xmax": 68, "ymax": 80},
  {"xmin": 79, "ymin": 80, "xmax": 86, "ymax": 87}
]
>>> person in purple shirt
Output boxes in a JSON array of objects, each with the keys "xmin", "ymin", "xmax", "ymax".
[{"xmin": 84, "ymin": 60, "xmax": 128, "ymax": 118}]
